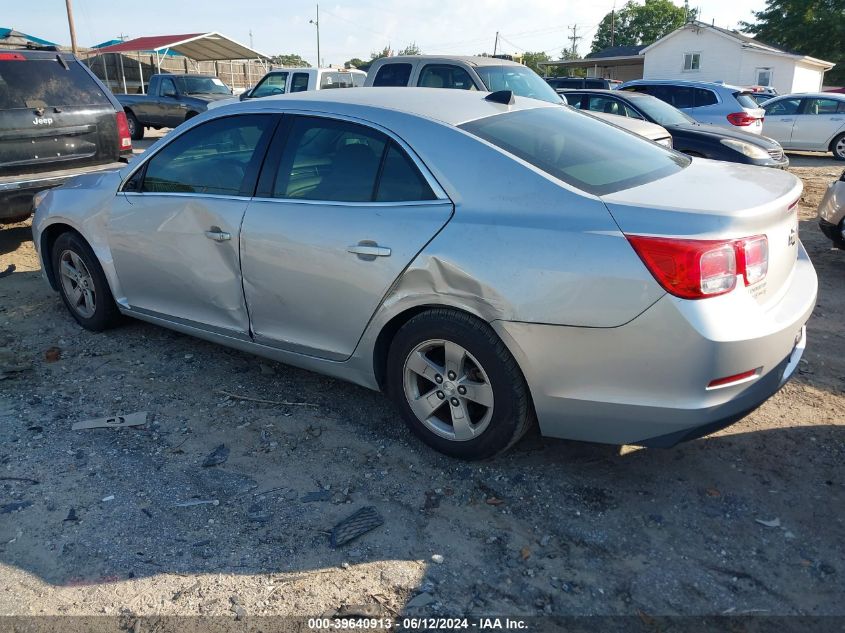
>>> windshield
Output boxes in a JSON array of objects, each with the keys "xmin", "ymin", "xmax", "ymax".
[
  {"xmin": 178, "ymin": 76, "xmax": 231, "ymax": 95},
  {"xmin": 459, "ymin": 107, "xmax": 688, "ymax": 196},
  {"xmin": 632, "ymin": 95, "xmax": 696, "ymax": 125},
  {"xmin": 475, "ymin": 66, "xmax": 563, "ymax": 104}
]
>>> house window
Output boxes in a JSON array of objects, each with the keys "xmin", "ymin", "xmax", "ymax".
[
  {"xmin": 683, "ymin": 53, "xmax": 700, "ymax": 71},
  {"xmin": 756, "ymin": 68, "xmax": 772, "ymax": 86}
]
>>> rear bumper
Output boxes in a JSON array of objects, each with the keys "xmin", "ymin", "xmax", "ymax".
[
  {"xmin": 819, "ymin": 219, "xmax": 845, "ymax": 247},
  {"xmin": 493, "ymin": 243, "xmax": 817, "ymax": 446},
  {"xmin": 0, "ymin": 161, "xmax": 125, "ymax": 220}
]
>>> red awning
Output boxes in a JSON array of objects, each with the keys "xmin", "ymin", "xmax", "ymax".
[{"xmin": 93, "ymin": 32, "xmax": 269, "ymax": 61}]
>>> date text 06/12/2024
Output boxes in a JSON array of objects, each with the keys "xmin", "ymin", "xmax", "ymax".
[{"xmin": 307, "ymin": 617, "xmax": 529, "ymax": 630}]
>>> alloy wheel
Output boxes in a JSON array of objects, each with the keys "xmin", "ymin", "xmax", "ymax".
[
  {"xmin": 402, "ymin": 339, "xmax": 495, "ymax": 441},
  {"xmin": 836, "ymin": 136, "xmax": 845, "ymax": 160},
  {"xmin": 59, "ymin": 249, "xmax": 96, "ymax": 319}
]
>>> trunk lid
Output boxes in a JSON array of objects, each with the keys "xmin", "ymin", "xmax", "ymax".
[
  {"xmin": 601, "ymin": 158, "xmax": 801, "ymax": 308},
  {"xmin": 0, "ymin": 54, "xmax": 119, "ymax": 177}
]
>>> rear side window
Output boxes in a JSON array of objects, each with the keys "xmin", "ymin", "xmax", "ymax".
[
  {"xmin": 585, "ymin": 79, "xmax": 605, "ymax": 89},
  {"xmin": 376, "ymin": 144, "xmax": 435, "ymax": 202},
  {"xmin": 734, "ymin": 92, "xmax": 759, "ymax": 109},
  {"xmin": 271, "ymin": 116, "xmax": 435, "ymax": 203},
  {"xmin": 320, "ymin": 72, "xmax": 353, "ymax": 89},
  {"xmin": 373, "ymin": 64, "xmax": 412, "ymax": 87},
  {"xmin": 0, "ymin": 56, "xmax": 110, "ymax": 109},
  {"xmin": 460, "ymin": 107, "xmax": 688, "ymax": 196},
  {"xmin": 417, "ymin": 65, "xmax": 477, "ymax": 90},
  {"xmin": 669, "ymin": 85, "xmax": 694, "ymax": 109},
  {"xmin": 141, "ymin": 114, "xmax": 274, "ymax": 195},
  {"xmin": 290, "ymin": 73, "xmax": 310, "ymax": 93},
  {"xmin": 694, "ymin": 88, "xmax": 717, "ymax": 107}
]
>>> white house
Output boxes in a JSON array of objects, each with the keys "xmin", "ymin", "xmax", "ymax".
[{"xmin": 641, "ymin": 21, "xmax": 835, "ymax": 94}]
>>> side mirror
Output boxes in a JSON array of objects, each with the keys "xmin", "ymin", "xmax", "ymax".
[
  {"xmin": 239, "ymin": 91, "xmax": 251, "ymax": 101},
  {"xmin": 163, "ymin": 91, "xmax": 177, "ymax": 99}
]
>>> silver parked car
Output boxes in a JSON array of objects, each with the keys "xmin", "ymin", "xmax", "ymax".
[
  {"xmin": 762, "ymin": 93, "xmax": 845, "ymax": 160},
  {"xmin": 818, "ymin": 169, "xmax": 845, "ymax": 247},
  {"xmin": 32, "ymin": 88, "xmax": 817, "ymax": 459}
]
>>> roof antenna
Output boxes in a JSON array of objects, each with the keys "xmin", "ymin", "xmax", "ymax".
[{"xmin": 485, "ymin": 90, "xmax": 514, "ymax": 105}]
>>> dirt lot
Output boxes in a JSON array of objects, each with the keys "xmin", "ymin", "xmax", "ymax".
[{"xmin": 0, "ymin": 152, "xmax": 843, "ymax": 626}]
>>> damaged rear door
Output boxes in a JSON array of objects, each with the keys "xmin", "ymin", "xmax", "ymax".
[{"xmin": 241, "ymin": 114, "xmax": 452, "ymax": 360}]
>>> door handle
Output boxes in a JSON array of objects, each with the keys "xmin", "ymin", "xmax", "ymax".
[
  {"xmin": 205, "ymin": 227, "xmax": 231, "ymax": 242},
  {"xmin": 347, "ymin": 244, "xmax": 391, "ymax": 258}
]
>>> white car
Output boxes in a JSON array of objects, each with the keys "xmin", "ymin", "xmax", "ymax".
[
  {"xmin": 209, "ymin": 68, "xmax": 366, "ymax": 109},
  {"xmin": 762, "ymin": 93, "xmax": 845, "ymax": 160}
]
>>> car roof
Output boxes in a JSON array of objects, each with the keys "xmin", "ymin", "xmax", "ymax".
[
  {"xmin": 623, "ymin": 79, "xmax": 744, "ymax": 91},
  {"xmin": 224, "ymin": 86, "xmax": 554, "ymax": 126},
  {"xmin": 768, "ymin": 92, "xmax": 845, "ymax": 100},
  {"xmin": 370, "ymin": 55, "xmax": 522, "ymax": 68}
]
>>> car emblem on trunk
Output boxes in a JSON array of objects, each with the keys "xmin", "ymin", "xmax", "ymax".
[
  {"xmin": 788, "ymin": 228, "xmax": 797, "ymax": 246},
  {"xmin": 32, "ymin": 116, "xmax": 53, "ymax": 125}
]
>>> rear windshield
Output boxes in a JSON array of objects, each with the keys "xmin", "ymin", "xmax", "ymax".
[
  {"xmin": 0, "ymin": 57, "xmax": 110, "ymax": 109},
  {"xmin": 459, "ymin": 107, "xmax": 689, "ymax": 196},
  {"xmin": 176, "ymin": 76, "xmax": 231, "ymax": 95},
  {"xmin": 475, "ymin": 66, "xmax": 563, "ymax": 104},
  {"xmin": 734, "ymin": 91, "xmax": 760, "ymax": 109}
]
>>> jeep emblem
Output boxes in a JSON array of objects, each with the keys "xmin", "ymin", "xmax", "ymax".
[{"xmin": 32, "ymin": 117, "xmax": 54, "ymax": 126}]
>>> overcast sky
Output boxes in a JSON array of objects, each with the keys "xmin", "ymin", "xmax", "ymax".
[{"xmin": 6, "ymin": 0, "xmax": 766, "ymax": 65}]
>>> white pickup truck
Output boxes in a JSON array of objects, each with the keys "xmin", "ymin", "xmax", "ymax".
[{"xmin": 208, "ymin": 68, "xmax": 366, "ymax": 109}]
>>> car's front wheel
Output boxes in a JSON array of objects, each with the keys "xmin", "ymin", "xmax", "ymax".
[
  {"xmin": 387, "ymin": 309, "xmax": 533, "ymax": 459},
  {"xmin": 52, "ymin": 232, "xmax": 121, "ymax": 331}
]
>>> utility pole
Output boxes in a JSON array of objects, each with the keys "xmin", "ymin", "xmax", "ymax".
[
  {"xmin": 309, "ymin": 3, "xmax": 321, "ymax": 68},
  {"xmin": 568, "ymin": 24, "xmax": 581, "ymax": 57},
  {"xmin": 64, "ymin": 0, "xmax": 78, "ymax": 56},
  {"xmin": 493, "ymin": 31, "xmax": 499, "ymax": 56},
  {"xmin": 610, "ymin": 10, "xmax": 615, "ymax": 46},
  {"xmin": 249, "ymin": 29, "xmax": 254, "ymax": 48}
]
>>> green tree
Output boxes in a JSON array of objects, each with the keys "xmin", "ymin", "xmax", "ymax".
[
  {"xmin": 270, "ymin": 53, "xmax": 310, "ymax": 67},
  {"xmin": 591, "ymin": 0, "xmax": 693, "ymax": 53},
  {"xmin": 397, "ymin": 42, "xmax": 422, "ymax": 56},
  {"xmin": 369, "ymin": 46, "xmax": 393, "ymax": 60},
  {"xmin": 521, "ymin": 51, "xmax": 552, "ymax": 74},
  {"xmin": 741, "ymin": 0, "xmax": 844, "ymax": 85},
  {"xmin": 344, "ymin": 57, "xmax": 366, "ymax": 69}
]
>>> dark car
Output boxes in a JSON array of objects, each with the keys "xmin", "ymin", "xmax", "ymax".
[
  {"xmin": 561, "ymin": 89, "xmax": 788, "ymax": 168},
  {"xmin": 0, "ymin": 48, "xmax": 132, "ymax": 223},
  {"xmin": 117, "ymin": 74, "xmax": 233, "ymax": 140},
  {"xmin": 546, "ymin": 77, "xmax": 621, "ymax": 90}
]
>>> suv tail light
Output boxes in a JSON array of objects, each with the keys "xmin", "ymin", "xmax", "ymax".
[
  {"xmin": 115, "ymin": 111, "xmax": 132, "ymax": 152},
  {"xmin": 626, "ymin": 235, "xmax": 768, "ymax": 300},
  {"xmin": 726, "ymin": 112, "xmax": 759, "ymax": 127}
]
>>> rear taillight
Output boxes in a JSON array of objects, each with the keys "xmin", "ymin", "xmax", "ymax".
[
  {"xmin": 726, "ymin": 112, "xmax": 759, "ymax": 127},
  {"xmin": 707, "ymin": 368, "xmax": 760, "ymax": 389},
  {"xmin": 0, "ymin": 53, "xmax": 26, "ymax": 61},
  {"xmin": 115, "ymin": 112, "xmax": 132, "ymax": 151},
  {"xmin": 626, "ymin": 235, "xmax": 768, "ymax": 300}
]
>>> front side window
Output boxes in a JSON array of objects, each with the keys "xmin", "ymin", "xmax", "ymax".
[
  {"xmin": 252, "ymin": 72, "xmax": 288, "ymax": 98},
  {"xmin": 669, "ymin": 85, "xmax": 694, "ymax": 109},
  {"xmin": 683, "ymin": 53, "xmax": 700, "ymax": 71},
  {"xmin": 765, "ymin": 98, "xmax": 801, "ymax": 116},
  {"xmin": 373, "ymin": 63, "xmax": 412, "ymax": 87},
  {"xmin": 585, "ymin": 96, "xmax": 626, "ymax": 116},
  {"xmin": 290, "ymin": 73, "xmax": 310, "ymax": 92},
  {"xmin": 417, "ymin": 65, "xmax": 477, "ymax": 90},
  {"xmin": 460, "ymin": 107, "xmax": 688, "ymax": 196},
  {"xmin": 272, "ymin": 116, "xmax": 434, "ymax": 203},
  {"xmin": 141, "ymin": 115, "xmax": 274, "ymax": 195}
]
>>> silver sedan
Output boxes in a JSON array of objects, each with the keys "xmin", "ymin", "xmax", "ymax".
[{"xmin": 32, "ymin": 88, "xmax": 817, "ymax": 459}]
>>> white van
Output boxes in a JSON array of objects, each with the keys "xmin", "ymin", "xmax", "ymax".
[{"xmin": 208, "ymin": 68, "xmax": 366, "ymax": 109}]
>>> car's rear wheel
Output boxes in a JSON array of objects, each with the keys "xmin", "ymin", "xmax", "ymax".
[
  {"xmin": 126, "ymin": 111, "xmax": 143, "ymax": 141},
  {"xmin": 387, "ymin": 309, "xmax": 533, "ymax": 459},
  {"xmin": 832, "ymin": 133, "xmax": 845, "ymax": 161},
  {"xmin": 52, "ymin": 232, "xmax": 121, "ymax": 331}
]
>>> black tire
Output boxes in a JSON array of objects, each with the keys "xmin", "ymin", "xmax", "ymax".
[
  {"xmin": 126, "ymin": 110, "xmax": 144, "ymax": 141},
  {"xmin": 386, "ymin": 309, "xmax": 533, "ymax": 460},
  {"xmin": 831, "ymin": 133, "xmax": 845, "ymax": 161},
  {"xmin": 51, "ymin": 232, "xmax": 121, "ymax": 332}
]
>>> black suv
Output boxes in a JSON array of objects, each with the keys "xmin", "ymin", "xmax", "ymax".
[{"xmin": 0, "ymin": 48, "xmax": 132, "ymax": 223}]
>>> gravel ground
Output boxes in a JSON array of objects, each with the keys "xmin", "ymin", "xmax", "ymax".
[{"xmin": 0, "ymin": 151, "xmax": 843, "ymax": 623}]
